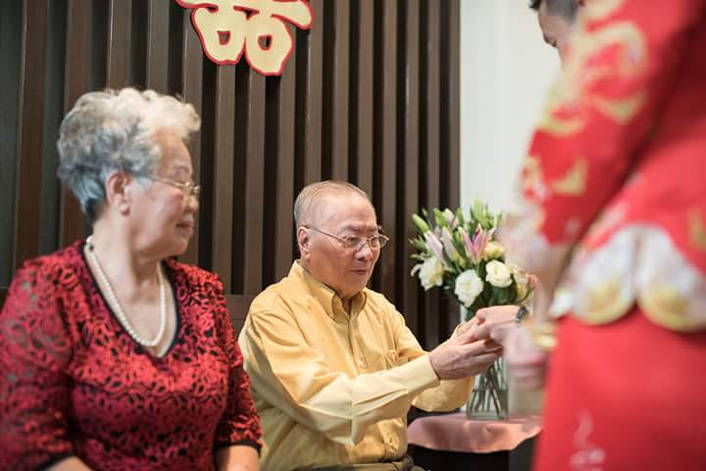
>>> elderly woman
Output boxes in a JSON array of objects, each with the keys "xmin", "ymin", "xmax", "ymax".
[{"xmin": 0, "ymin": 88, "xmax": 261, "ymax": 471}]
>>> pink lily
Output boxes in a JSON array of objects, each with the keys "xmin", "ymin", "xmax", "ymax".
[{"xmin": 468, "ymin": 224, "xmax": 495, "ymax": 264}]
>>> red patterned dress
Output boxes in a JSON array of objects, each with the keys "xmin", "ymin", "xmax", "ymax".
[
  {"xmin": 0, "ymin": 240, "xmax": 262, "ymax": 470},
  {"xmin": 504, "ymin": 0, "xmax": 706, "ymax": 469}
]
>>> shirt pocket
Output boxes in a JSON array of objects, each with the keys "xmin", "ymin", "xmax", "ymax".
[{"xmin": 384, "ymin": 349, "xmax": 401, "ymax": 368}]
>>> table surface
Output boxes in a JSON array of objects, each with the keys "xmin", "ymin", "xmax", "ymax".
[{"xmin": 407, "ymin": 413, "xmax": 542, "ymax": 454}]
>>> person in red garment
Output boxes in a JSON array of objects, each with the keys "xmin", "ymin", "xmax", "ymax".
[
  {"xmin": 498, "ymin": 0, "xmax": 706, "ymax": 468},
  {"xmin": 0, "ymin": 88, "xmax": 262, "ymax": 471}
]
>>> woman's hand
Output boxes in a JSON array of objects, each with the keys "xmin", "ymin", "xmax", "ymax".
[
  {"xmin": 505, "ymin": 326, "xmax": 549, "ymax": 390},
  {"xmin": 471, "ymin": 305, "xmax": 550, "ymax": 390},
  {"xmin": 216, "ymin": 445, "xmax": 260, "ymax": 471},
  {"xmin": 473, "ymin": 305, "xmax": 521, "ymax": 345}
]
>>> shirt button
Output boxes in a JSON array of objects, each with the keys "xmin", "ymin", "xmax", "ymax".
[{"xmin": 358, "ymin": 358, "xmax": 366, "ymax": 368}]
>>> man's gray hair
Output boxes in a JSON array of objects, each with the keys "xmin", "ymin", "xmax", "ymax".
[
  {"xmin": 57, "ymin": 88, "xmax": 200, "ymax": 224},
  {"xmin": 293, "ymin": 180, "xmax": 371, "ymax": 227}
]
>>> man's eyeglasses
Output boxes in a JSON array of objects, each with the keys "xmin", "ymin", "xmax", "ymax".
[
  {"xmin": 152, "ymin": 176, "xmax": 201, "ymax": 198},
  {"xmin": 302, "ymin": 226, "xmax": 390, "ymax": 251}
]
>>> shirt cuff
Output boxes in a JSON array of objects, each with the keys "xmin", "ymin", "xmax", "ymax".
[{"xmin": 398, "ymin": 354, "xmax": 440, "ymax": 396}]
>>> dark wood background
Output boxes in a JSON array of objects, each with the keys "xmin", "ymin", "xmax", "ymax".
[{"xmin": 0, "ymin": 0, "xmax": 460, "ymax": 349}]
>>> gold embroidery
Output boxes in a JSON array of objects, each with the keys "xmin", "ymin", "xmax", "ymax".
[
  {"xmin": 689, "ymin": 208, "xmax": 706, "ymax": 251},
  {"xmin": 538, "ymin": 19, "xmax": 648, "ymax": 136},
  {"xmin": 593, "ymin": 91, "xmax": 647, "ymax": 124},
  {"xmin": 640, "ymin": 287, "xmax": 694, "ymax": 331},
  {"xmin": 583, "ymin": 278, "xmax": 631, "ymax": 323},
  {"xmin": 550, "ymin": 159, "xmax": 587, "ymax": 196},
  {"xmin": 585, "ymin": 0, "xmax": 625, "ymax": 21}
]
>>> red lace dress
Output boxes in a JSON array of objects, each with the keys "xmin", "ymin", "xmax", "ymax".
[{"xmin": 0, "ymin": 240, "xmax": 262, "ymax": 471}]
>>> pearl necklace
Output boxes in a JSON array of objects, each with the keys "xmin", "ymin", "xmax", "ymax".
[{"xmin": 85, "ymin": 236, "xmax": 167, "ymax": 348}]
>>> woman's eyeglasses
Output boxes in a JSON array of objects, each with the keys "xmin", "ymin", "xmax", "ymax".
[{"xmin": 152, "ymin": 177, "xmax": 201, "ymax": 198}]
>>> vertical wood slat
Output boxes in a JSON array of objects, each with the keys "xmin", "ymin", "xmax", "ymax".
[
  {"xmin": 60, "ymin": 0, "xmax": 93, "ymax": 247},
  {"xmin": 354, "ymin": 0, "xmax": 374, "ymax": 197},
  {"xmin": 13, "ymin": 0, "xmax": 48, "ymax": 271},
  {"xmin": 274, "ymin": 50, "xmax": 297, "ymax": 280},
  {"xmin": 106, "ymin": 0, "xmax": 132, "ymax": 88},
  {"xmin": 146, "ymin": 0, "xmax": 170, "ymax": 92},
  {"xmin": 330, "ymin": 0, "xmax": 350, "ymax": 180},
  {"xmin": 400, "ymin": 0, "xmax": 420, "ymax": 334},
  {"xmin": 243, "ymin": 71, "xmax": 266, "ymax": 295},
  {"xmin": 211, "ymin": 66, "xmax": 236, "ymax": 292},
  {"xmin": 378, "ymin": 0, "xmax": 397, "ymax": 301},
  {"xmin": 301, "ymin": 0, "xmax": 323, "ymax": 185},
  {"xmin": 39, "ymin": 0, "xmax": 69, "ymax": 257},
  {"xmin": 442, "ymin": 0, "xmax": 462, "ymax": 336},
  {"xmin": 0, "ymin": 1, "xmax": 22, "ymax": 285},
  {"xmin": 180, "ymin": 10, "xmax": 203, "ymax": 265},
  {"xmin": 422, "ymin": 0, "xmax": 442, "ymax": 348},
  {"xmin": 444, "ymin": 0, "xmax": 461, "ymax": 211}
]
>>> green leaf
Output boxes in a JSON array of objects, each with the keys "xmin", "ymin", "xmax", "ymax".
[{"xmin": 411, "ymin": 213, "xmax": 430, "ymax": 235}]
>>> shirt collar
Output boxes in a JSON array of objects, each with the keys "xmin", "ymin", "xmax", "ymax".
[{"xmin": 289, "ymin": 261, "xmax": 367, "ymax": 319}]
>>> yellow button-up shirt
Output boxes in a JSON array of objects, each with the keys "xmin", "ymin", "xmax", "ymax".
[{"xmin": 238, "ymin": 262, "xmax": 473, "ymax": 470}]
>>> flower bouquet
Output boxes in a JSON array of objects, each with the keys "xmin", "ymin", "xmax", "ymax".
[{"xmin": 410, "ymin": 201, "xmax": 533, "ymax": 419}]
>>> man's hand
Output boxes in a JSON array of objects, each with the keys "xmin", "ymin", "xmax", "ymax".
[
  {"xmin": 428, "ymin": 326, "xmax": 502, "ymax": 380},
  {"xmin": 473, "ymin": 305, "xmax": 522, "ymax": 345}
]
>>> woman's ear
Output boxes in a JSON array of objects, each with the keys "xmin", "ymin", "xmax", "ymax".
[{"xmin": 104, "ymin": 171, "xmax": 132, "ymax": 215}]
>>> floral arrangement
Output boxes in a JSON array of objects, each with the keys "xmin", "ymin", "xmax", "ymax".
[
  {"xmin": 410, "ymin": 201, "xmax": 533, "ymax": 320},
  {"xmin": 410, "ymin": 201, "xmax": 534, "ymax": 419}
]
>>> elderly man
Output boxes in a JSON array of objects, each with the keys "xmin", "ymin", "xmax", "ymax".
[
  {"xmin": 530, "ymin": 0, "xmax": 584, "ymax": 61},
  {"xmin": 239, "ymin": 181, "xmax": 514, "ymax": 470}
]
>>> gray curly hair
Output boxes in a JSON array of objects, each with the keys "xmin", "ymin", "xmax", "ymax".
[{"xmin": 57, "ymin": 88, "xmax": 200, "ymax": 224}]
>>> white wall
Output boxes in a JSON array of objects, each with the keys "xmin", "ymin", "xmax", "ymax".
[{"xmin": 459, "ymin": 1, "xmax": 561, "ymax": 213}]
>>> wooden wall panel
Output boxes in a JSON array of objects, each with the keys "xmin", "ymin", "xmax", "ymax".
[
  {"xmin": 0, "ymin": 0, "xmax": 461, "ymax": 346},
  {"xmin": 60, "ymin": 0, "xmax": 92, "ymax": 248},
  {"xmin": 146, "ymin": 0, "xmax": 170, "ymax": 92},
  {"xmin": 353, "ymin": 0, "xmax": 374, "ymax": 197},
  {"xmin": 399, "ymin": 0, "xmax": 421, "ymax": 337},
  {"xmin": 211, "ymin": 66, "xmax": 236, "ymax": 292},
  {"xmin": 106, "ymin": 0, "xmax": 132, "ymax": 88},
  {"xmin": 180, "ymin": 9, "xmax": 203, "ymax": 266},
  {"xmin": 329, "ymin": 0, "xmax": 350, "ymax": 180},
  {"xmin": 0, "ymin": 1, "xmax": 22, "ymax": 287},
  {"xmin": 441, "ymin": 0, "xmax": 462, "ymax": 334},
  {"xmin": 13, "ymin": 0, "xmax": 48, "ymax": 272},
  {"xmin": 273, "ymin": 54, "xmax": 297, "ymax": 282},
  {"xmin": 420, "ymin": 0, "xmax": 443, "ymax": 349},
  {"xmin": 376, "ymin": 0, "xmax": 398, "ymax": 302},
  {"xmin": 242, "ymin": 71, "xmax": 266, "ymax": 295},
  {"xmin": 296, "ymin": 0, "xmax": 323, "ymax": 187}
]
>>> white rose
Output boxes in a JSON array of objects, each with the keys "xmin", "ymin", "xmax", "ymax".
[
  {"xmin": 454, "ymin": 270, "xmax": 484, "ymax": 307},
  {"xmin": 482, "ymin": 241, "xmax": 505, "ymax": 260},
  {"xmin": 485, "ymin": 260, "xmax": 512, "ymax": 287},
  {"xmin": 418, "ymin": 257, "xmax": 444, "ymax": 290}
]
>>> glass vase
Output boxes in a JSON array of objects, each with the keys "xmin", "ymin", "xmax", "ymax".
[{"xmin": 466, "ymin": 357, "xmax": 508, "ymax": 420}]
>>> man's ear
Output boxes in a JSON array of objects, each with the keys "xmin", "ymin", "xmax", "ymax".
[
  {"xmin": 297, "ymin": 226, "xmax": 310, "ymax": 254},
  {"xmin": 577, "ymin": 0, "xmax": 586, "ymax": 6},
  {"xmin": 104, "ymin": 171, "xmax": 132, "ymax": 215}
]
